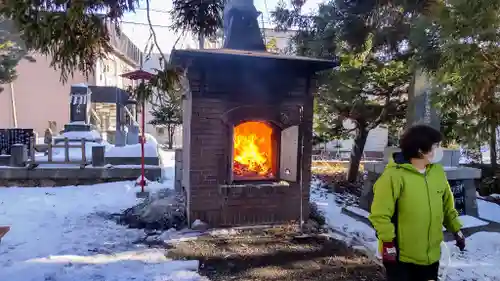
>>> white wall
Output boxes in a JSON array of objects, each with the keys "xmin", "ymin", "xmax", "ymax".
[{"xmin": 316, "ymin": 126, "xmax": 389, "ymax": 152}]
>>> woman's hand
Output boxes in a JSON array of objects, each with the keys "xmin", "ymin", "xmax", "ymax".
[
  {"xmin": 382, "ymin": 241, "xmax": 397, "ymax": 262},
  {"xmin": 454, "ymin": 231, "xmax": 465, "ymax": 251}
]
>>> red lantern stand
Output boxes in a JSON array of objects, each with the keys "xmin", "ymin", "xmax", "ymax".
[{"xmin": 120, "ymin": 70, "xmax": 154, "ymax": 195}]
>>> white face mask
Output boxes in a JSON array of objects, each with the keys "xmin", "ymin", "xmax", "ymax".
[{"xmin": 428, "ymin": 147, "xmax": 444, "ymax": 163}]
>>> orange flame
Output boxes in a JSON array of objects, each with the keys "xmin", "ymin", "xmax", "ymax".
[{"xmin": 233, "ymin": 121, "xmax": 274, "ymax": 179}]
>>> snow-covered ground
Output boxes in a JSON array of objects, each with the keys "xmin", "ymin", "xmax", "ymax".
[
  {"xmin": 310, "ymin": 181, "xmax": 500, "ymax": 281},
  {"xmin": 0, "ymin": 151, "xmax": 207, "ymax": 281}
]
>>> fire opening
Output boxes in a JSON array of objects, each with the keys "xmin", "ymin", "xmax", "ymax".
[{"xmin": 232, "ymin": 121, "xmax": 276, "ymax": 180}]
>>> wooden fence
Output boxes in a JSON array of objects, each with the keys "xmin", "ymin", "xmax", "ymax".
[{"xmin": 29, "ymin": 138, "xmax": 88, "ymax": 167}]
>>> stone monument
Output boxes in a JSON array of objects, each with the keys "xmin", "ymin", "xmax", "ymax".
[
  {"xmin": 65, "ymin": 84, "xmax": 92, "ymax": 132},
  {"xmin": 360, "ymin": 69, "xmax": 481, "ymax": 217}
]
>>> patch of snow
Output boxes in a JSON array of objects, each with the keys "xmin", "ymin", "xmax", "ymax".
[
  {"xmin": 442, "ymin": 232, "xmax": 500, "ymax": 280},
  {"xmin": 158, "ymin": 150, "xmax": 175, "ymax": 182},
  {"xmin": 145, "ymin": 134, "xmax": 159, "ymax": 147},
  {"xmin": 458, "ymin": 215, "xmax": 489, "ymax": 229},
  {"xmin": 344, "ymin": 206, "xmax": 370, "ymax": 219},
  {"xmin": 209, "ymin": 228, "xmax": 240, "ymax": 237},
  {"xmin": 191, "ymin": 219, "xmax": 204, "ymax": 228},
  {"xmin": 478, "ymin": 199, "xmax": 500, "ymax": 223},
  {"xmin": 106, "ymin": 143, "xmax": 159, "ymax": 158},
  {"xmin": 489, "ymin": 193, "xmax": 500, "ymax": 199},
  {"xmin": 59, "ymin": 130, "xmax": 102, "ymax": 141},
  {"xmin": 310, "ymin": 181, "xmax": 378, "ymax": 255},
  {"xmin": 0, "ymin": 178, "xmax": 205, "ymax": 280},
  {"xmin": 158, "ymin": 229, "xmax": 204, "ymax": 244}
]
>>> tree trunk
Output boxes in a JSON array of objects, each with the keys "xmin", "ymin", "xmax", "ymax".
[
  {"xmin": 167, "ymin": 124, "xmax": 175, "ymax": 150},
  {"xmin": 490, "ymin": 121, "xmax": 497, "ymax": 170},
  {"xmin": 198, "ymin": 34, "xmax": 205, "ymax": 49},
  {"xmin": 347, "ymin": 127, "xmax": 369, "ymax": 183}
]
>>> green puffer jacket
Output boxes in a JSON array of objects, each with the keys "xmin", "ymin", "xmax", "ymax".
[{"xmin": 368, "ymin": 152, "xmax": 462, "ymax": 265}]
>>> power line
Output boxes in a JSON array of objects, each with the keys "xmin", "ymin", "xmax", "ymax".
[
  {"xmin": 134, "ymin": 7, "xmax": 171, "ymax": 14},
  {"xmin": 121, "ymin": 21, "xmax": 172, "ymax": 28}
]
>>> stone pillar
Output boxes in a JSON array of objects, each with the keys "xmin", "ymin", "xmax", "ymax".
[
  {"xmin": 10, "ymin": 144, "xmax": 27, "ymax": 167},
  {"xmin": 406, "ymin": 69, "xmax": 440, "ymax": 130},
  {"xmin": 92, "ymin": 146, "xmax": 105, "ymax": 167}
]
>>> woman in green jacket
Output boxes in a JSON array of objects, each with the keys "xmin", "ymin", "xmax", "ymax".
[{"xmin": 369, "ymin": 125, "xmax": 465, "ymax": 281}]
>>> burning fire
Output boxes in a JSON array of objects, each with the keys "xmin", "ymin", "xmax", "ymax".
[{"xmin": 233, "ymin": 121, "xmax": 274, "ymax": 179}]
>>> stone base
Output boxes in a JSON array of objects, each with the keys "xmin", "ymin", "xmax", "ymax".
[
  {"xmin": 189, "ymin": 182, "xmax": 308, "ymax": 227},
  {"xmin": 64, "ymin": 123, "xmax": 91, "ymax": 132},
  {"xmin": 0, "ymin": 166, "xmax": 162, "ymax": 187},
  {"xmin": 360, "ymin": 162, "xmax": 480, "ymax": 217},
  {"xmin": 105, "ymin": 156, "xmax": 160, "ymax": 166}
]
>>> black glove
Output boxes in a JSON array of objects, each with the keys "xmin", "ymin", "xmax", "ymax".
[{"xmin": 454, "ymin": 231, "xmax": 465, "ymax": 251}]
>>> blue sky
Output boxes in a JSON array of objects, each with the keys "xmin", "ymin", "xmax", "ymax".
[{"xmin": 121, "ymin": 0, "xmax": 322, "ymax": 53}]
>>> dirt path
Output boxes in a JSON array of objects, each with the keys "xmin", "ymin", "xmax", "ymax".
[{"xmin": 166, "ymin": 226, "xmax": 384, "ymax": 281}]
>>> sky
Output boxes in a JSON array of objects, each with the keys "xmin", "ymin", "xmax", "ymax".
[{"xmin": 121, "ymin": 0, "xmax": 323, "ymax": 53}]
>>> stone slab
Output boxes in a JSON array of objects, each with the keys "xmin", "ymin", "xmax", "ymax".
[
  {"xmin": 105, "ymin": 157, "xmax": 160, "ymax": 166},
  {"xmin": 0, "ymin": 166, "xmax": 162, "ymax": 187}
]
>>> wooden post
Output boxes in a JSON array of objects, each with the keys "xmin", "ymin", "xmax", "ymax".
[
  {"xmin": 48, "ymin": 142, "xmax": 53, "ymax": 162},
  {"xmin": 81, "ymin": 138, "xmax": 86, "ymax": 164},
  {"xmin": 64, "ymin": 138, "xmax": 70, "ymax": 163}
]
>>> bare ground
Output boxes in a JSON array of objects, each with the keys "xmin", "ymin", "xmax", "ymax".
[{"xmin": 166, "ymin": 225, "xmax": 385, "ymax": 281}]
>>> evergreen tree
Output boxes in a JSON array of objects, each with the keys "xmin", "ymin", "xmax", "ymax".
[
  {"xmin": 274, "ymin": 0, "xmax": 411, "ymax": 182},
  {"xmin": 0, "ymin": 0, "xmax": 137, "ymax": 82},
  {"xmin": 170, "ymin": 0, "xmax": 224, "ymax": 48},
  {"xmin": 410, "ymin": 0, "xmax": 500, "ymax": 168},
  {"xmin": 149, "ymin": 94, "xmax": 182, "ymax": 149}
]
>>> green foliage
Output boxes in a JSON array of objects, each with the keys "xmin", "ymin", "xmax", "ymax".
[
  {"xmin": 274, "ymin": 0, "xmax": 412, "ymax": 181},
  {"xmin": 149, "ymin": 100, "xmax": 182, "ymax": 127},
  {"xmin": 274, "ymin": 0, "xmax": 411, "ymax": 138},
  {"xmin": 0, "ymin": 40, "xmax": 19, "ymax": 85},
  {"xmin": 170, "ymin": 0, "xmax": 224, "ymax": 39},
  {"xmin": 149, "ymin": 92, "xmax": 182, "ymax": 149},
  {"xmin": 1, "ymin": 0, "xmax": 137, "ymax": 82},
  {"xmin": 410, "ymin": 0, "xmax": 500, "ymax": 160},
  {"xmin": 126, "ymin": 65, "xmax": 184, "ymax": 107}
]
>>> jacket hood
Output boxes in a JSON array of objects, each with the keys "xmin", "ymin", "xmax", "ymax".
[
  {"xmin": 387, "ymin": 152, "xmax": 422, "ymax": 173},
  {"xmin": 387, "ymin": 151, "xmax": 440, "ymax": 173}
]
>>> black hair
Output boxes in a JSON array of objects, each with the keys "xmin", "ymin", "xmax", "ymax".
[{"xmin": 399, "ymin": 124, "xmax": 443, "ymax": 160}]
